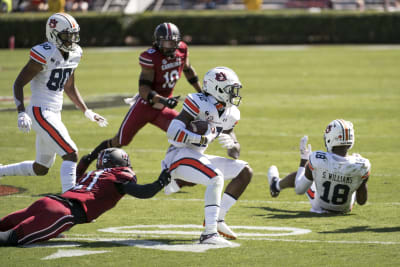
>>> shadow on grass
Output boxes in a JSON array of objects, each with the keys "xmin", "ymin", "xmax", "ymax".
[
  {"xmin": 319, "ymin": 226, "xmax": 400, "ymax": 234},
  {"xmin": 250, "ymin": 206, "xmax": 352, "ymax": 219}
]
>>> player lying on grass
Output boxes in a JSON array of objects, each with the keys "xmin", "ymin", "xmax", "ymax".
[
  {"xmin": 0, "ymin": 148, "xmax": 170, "ymax": 246},
  {"xmin": 267, "ymin": 119, "xmax": 371, "ymax": 214}
]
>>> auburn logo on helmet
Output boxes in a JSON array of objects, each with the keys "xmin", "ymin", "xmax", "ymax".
[
  {"xmin": 215, "ymin": 72, "xmax": 227, "ymax": 82},
  {"xmin": 325, "ymin": 124, "xmax": 332, "ymax": 134},
  {"xmin": 49, "ymin": 19, "xmax": 58, "ymax": 28}
]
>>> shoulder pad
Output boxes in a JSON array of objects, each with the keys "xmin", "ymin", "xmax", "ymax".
[
  {"xmin": 182, "ymin": 93, "xmax": 203, "ymax": 118},
  {"xmin": 30, "ymin": 42, "xmax": 56, "ymax": 65}
]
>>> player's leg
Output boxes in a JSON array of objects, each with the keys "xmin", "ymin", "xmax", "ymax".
[
  {"xmin": 151, "ymin": 106, "xmax": 179, "ymax": 131},
  {"xmin": 267, "ymin": 165, "xmax": 296, "ymax": 197},
  {"xmin": 0, "ymin": 197, "xmax": 74, "ymax": 246},
  {"xmin": 209, "ymin": 156, "xmax": 252, "ymax": 239},
  {"xmin": 76, "ymin": 99, "xmax": 156, "ymax": 177}
]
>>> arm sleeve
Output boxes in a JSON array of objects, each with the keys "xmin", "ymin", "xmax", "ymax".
[
  {"xmin": 294, "ymin": 167, "xmax": 313, "ymax": 195},
  {"xmin": 120, "ymin": 180, "xmax": 162, "ymax": 199}
]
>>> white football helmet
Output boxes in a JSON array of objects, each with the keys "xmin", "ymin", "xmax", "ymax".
[
  {"xmin": 46, "ymin": 13, "xmax": 80, "ymax": 52},
  {"xmin": 202, "ymin": 66, "xmax": 242, "ymax": 107},
  {"xmin": 324, "ymin": 119, "xmax": 355, "ymax": 152}
]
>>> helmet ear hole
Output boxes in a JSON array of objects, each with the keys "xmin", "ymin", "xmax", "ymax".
[{"xmin": 218, "ymin": 88, "xmax": 223, "ymax": 93}]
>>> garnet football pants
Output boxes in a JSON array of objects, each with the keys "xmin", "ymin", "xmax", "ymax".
[
  {"xmin": 0, "ymin": 197, "xmax": 74, "ymax": 245},
  {"xmin": 118, "ymin": 96, "xmax": 178, "ymax": 146}
]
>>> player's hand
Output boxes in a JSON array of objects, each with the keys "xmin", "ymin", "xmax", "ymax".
[
  {"xmin": 17, "ymin": 112, "xmax": 32, "ymax": 133},
  {"xmin": 300, "ymin": 136, "xmax": 312, "ymax": 160},
  {"xmin": 200, "ymin": 124, "xmax": 218, "ymax": 145},
  {"xmin": 157, "ymin": 169, "xmax": 171, "ymax": 188},
  {"xmin": 84, "ymin": 109, "xmax": 108, "ymax": 127},
  {"xmin": 218, "ymin": 133, "xmax": 235, "ymax": 149},
  {"xmin": 159, "ymin": 96, "xmax": 180, "ymax": 109}
]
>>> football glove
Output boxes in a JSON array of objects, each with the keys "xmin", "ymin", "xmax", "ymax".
[
  {"xmin": 17, "ymin": 112, "xmax": 32, "ymax": 133},
  {"xmin": 84, "ymin": 109, "xmax": 108, "ymax": 127},
  {"xmin": 159, "ymin": 95, "xmax": 180, "ymax": 109},
  {"xmin": 218, "ymin": 133, "xmax": 235, "ymax": 149},
  {"xmin": 300, "ymin": 136, "xmax": 312, "ymax": 160},
  {"xmin": 157, "ymin": 169, "xmax": 171, "ymax": 188},
  {"xmin": 199, "ymin": 124, "xmax": 218, "ymax": 145}
]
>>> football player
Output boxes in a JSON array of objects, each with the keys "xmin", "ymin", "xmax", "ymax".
[
  {"xmin": 0, "ymin": 148, "xmax": 171, "ymax": 246},
  {"xmin": 0, "ymin": 13, "xmax": 107, "ymax": 193},
  {"xmin": 76, "ymin": 22, "xmax": 202, "ymax": 177},
  {"xmin": 267, "ymin": 119, "xmax": 371, "ymax": 214},
  {"xmin": 162, "ymin": 66, "xmax": 253, "ymax": 245}
]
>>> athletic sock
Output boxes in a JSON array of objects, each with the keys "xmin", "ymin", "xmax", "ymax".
[
  {"xmin": 0, "ymin": 230, "xmax": 18, "ymax": 246},
  {"xmin": 60, "ymin": 160, "xmax": 76, "ymax": 193},
  {"xmin": 218, "ymin": 193, "xmax": 237, "ymax": 221},
  {"xmin": 0, "ymin": 161, "xmax": 35, "ymax": 176},
  {"xmin": 204, "ymin": 205, "xmax": 219, "ymax": 234}
]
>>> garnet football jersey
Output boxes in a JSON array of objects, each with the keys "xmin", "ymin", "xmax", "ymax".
[
  {"xmin": 139, "ymin": 42, "xmax": 188, "ymax": 98},
  {"xmin": 61, "ymin": 167, "xmax": 136, "ymax": 222},
  {"xmin": 29, "ymin": 41, "xmax": 82, "ymax": 111}
]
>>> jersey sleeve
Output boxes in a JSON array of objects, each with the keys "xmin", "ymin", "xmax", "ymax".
[
  {"xmin": 112, "ymin": 167, "xmax": 137, "ymax": 184},
  {"xmin": 308, "ymin": 151, "xmax": 327, "ymax": 171},
  {"xmin": 30, "ymin": 43, "xmax": 53, "ymax": 65},
  {"xmin": 356, "ymin": 156, "xmax": 371, "ymax": 179},
  {"xmin": 182, "ymin": 93, "xmax": 201, "ymax": 118},
  {"xmin": 139, "ymin": 50, "xmax": 155, "ymax": 69}
]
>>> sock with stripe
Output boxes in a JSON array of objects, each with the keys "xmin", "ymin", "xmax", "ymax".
[
  {"xmin": 218, "ymin": 193, "xmax": 237, "ymax": 221},
  {"xmin": 0, "ymin": 161, "xmax": 35, "ymax": 176},
  {"xmin": 60, "ymin": 160, "xmax": 76, "ymax": 193}
]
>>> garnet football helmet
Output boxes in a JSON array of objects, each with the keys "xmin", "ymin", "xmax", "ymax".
[
  {"xmin": 202, "ymin": 66, "xmax": 242, "ymax": 107},
  {"xmin": 324, "ymin": 119, "xmax": 355, "ymax": 153},
  {"xmin": 153, "ymin": 22, "xmax": 181, "ymax": 57},
  {"xmin": 96, "ymin": 148, "xmax": 131, "ymax": 169},
  {"xmin": 46, "ymin": 13, "xmax": 80, "ymax": 52}
]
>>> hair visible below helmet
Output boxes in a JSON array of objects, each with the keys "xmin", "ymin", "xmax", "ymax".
[
  {"xmin": 153, "ymin": 22, "xmax": 181, "ymax": 57},
  {"xmin": 45, "ymin": 13, "xmax": 80, "ymax": 52},
  {"xmin": 202, "ymin": 66, "xmax": 242, "ymax": 107},
  {"xmin": 324, "ymin": 119, "xmax": 355, "ymax": 153},
  {"xmin": 96, "ymin": 148, "xmax": 131, "ymax": 169}
]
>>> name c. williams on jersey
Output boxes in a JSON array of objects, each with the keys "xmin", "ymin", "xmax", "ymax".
[{"xmin": 322, "ymin": 171, "xmax": 353, "ymax": 184}]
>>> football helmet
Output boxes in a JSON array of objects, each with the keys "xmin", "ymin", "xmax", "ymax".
[
  {"xmin": 96, "ymin": 148, "xmax": 131, "ymax": 169},
  {"xmin": 202, "ymin": 66, "xmax": 242, "ymax": 107},
  {"xmin": 46, "ymin": 13, "xmax": 80, "ymax": 52},
  {"xmin": 153, "ymin": 22, "xmax": 181, "ymax": 57},
  {"xmin": 324, "ymin": 119, "xmax": 355, "ymax": 153}
]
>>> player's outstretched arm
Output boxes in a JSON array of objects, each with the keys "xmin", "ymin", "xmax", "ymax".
[{"xmin": 120, "ymin": 169, "xmax": 171, "ymax": 199}]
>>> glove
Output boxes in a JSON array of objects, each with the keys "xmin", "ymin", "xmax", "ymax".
[
  {"xmin": 84, "ymin": 109, "xmax": 108, "ymax": 127},
  {"xmin": 157, "ymin": 169, "xmax": 171, "ymax": 188},
  {"xmin": 159, "ymin": 96, "xmax": 180, "ymax": 109},
  {"xmin": 17, "ymin": 112, "xmax": 32, "ymax": 133},
  {"xmin": 300, "ymin": 136, "xmax": 312, "ymax": 160},
  {"xmin": 218, "ymin": 133, "xmax": 235, "ymax": 149},
  {"xmin": 199, "ymin": 124, "xmax": 218, "ymax": 145}
]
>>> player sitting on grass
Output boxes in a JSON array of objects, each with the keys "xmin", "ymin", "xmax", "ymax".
[
  {"xmin": 0, "ymin": 148, "xmax": 170, "ymax": 246},
  {"xmin": 267, "ymin": 119, "xmax": 371, "ymax": 214}
]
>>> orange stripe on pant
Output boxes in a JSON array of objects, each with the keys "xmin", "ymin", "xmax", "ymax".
[
  {"xmin": 33, "ymin": 107, "xmax": 75, "ymax": 154},
  {"xmin": 169, "ymin": 157, "xmax": 217, "ymax": 178},
  {"xmin": 307, "ymin": 188, "xmax": 315, "ymax": 199}
]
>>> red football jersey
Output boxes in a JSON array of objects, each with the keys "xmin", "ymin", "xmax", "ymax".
[
  {"xmin": 61, "ymin": 167, "xmax": 136, "ymax": 222},
  {"xmin": 139, "ymin": 42, "xmax": 188, "ymax": 98}
]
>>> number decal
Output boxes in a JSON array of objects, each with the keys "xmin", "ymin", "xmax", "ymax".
[
  {"xmin": 320, "ymin": 181, "xmax": 350, "ymax": 205},
  {"xmin": 315, "ymin": 152, "xmax": 327, "ymax": 159},
  {"xmin": 40, "ymin": 43, "xmax": 52, "ymax": 50},
  {"xmin": 47, "ymin": 68, "xmax": 72, "ymax": 91},
  {"xmin": 72, "ymin": 170, "xmax": 104, "ymax": 191},
  {"xmin": 162, "ymin": 70, "xmax": 180, "ymax": 89}
]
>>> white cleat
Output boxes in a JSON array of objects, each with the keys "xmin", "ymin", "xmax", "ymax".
[
  {"xmin": 164, "ymin": 179, "xmax": 181, "ymax": 195},
  {"xmin": 217, "ymin": 220, "xmax": 237, "ymax": 240},
  {"xmin": 199, "ymin": 232, "xmax": 232, "ymax": 246},
  {"xmin": 267, "ymin": 165, "xmax": 280, "ymax": 197}
]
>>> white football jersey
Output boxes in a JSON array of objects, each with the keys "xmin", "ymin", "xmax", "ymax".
[
  {"xmin": 308, "ymin": 151, "xmax": 371, "ymax": 212},
  {"xmin": 169, "ymin": 93, "xmax": 240, "ymax": 152},
  {"xmin": 29, "ymin": 42, "xmax": 82, "ymax": 111}
]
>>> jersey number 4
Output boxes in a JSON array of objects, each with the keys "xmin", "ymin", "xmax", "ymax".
[{"xmin": 47, "ymin": 68, "xmax": 72, "ymax": 91}]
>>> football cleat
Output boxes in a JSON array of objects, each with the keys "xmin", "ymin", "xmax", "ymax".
[
  {"xmin": 268, "ymin": 165, "xmax": 280, "ymax": 197},
  {"xmin": 199, "ymin": 232, "xmax": 232, "ymax": 246},
  {"xmin": 217, "ymin": 220, "xmax": 237, "ymax": 240},
  {"xmin": 76, "ymin": 154, "xmax": 94, "ymax": 178}
]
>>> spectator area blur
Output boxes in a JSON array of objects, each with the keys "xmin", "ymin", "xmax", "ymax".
[{"xmin": 1, "ymin": 0, "xmax": 399, "ymax": 13}]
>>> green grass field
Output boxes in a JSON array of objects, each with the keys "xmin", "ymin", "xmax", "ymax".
[{"xmin": 0, "ymin": 45, "xmax": 399, "ymax": 266}]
